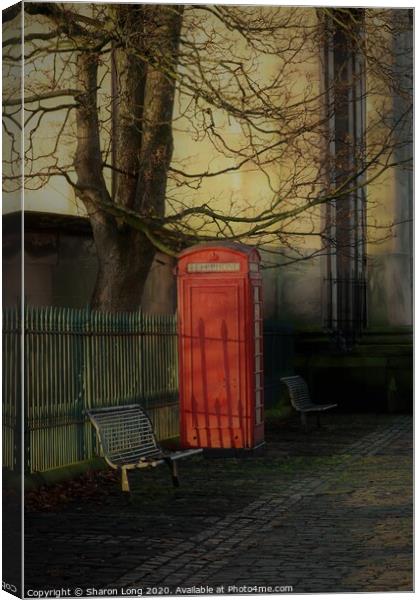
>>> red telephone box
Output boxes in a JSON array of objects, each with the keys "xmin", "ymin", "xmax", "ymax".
[{"xmin": 177, "ymin": 242, "xmax": 264, "ymax": 453}]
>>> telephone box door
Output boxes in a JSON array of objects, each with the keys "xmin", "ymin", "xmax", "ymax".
[{"xmin": 181, "ymin": 280, "xmax": 248, "ymax": 448}]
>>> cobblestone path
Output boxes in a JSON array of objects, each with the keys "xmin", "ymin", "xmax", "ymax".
[
  {"xmin": 24, "ymin": 413, "xmax": 412, "ymax": 594},
  {"xmin": 111, "ymin": 415, "xmax": 412, "ymax": 593}
]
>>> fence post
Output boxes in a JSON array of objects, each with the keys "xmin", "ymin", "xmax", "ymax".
[
  {"xmin": 2, "ymin": 306, "xmax": 24, "ymax": 473},
  {"xmin": 139, "ymin": 310, "xmax": 145, "ymax": 406},
  {"xmin": 82, "ymin": 306, "xmax": 92, "ymax": 460},
  {"xmin": 21, "ymin": 305, "xmax": 30, "ymax": 474}
]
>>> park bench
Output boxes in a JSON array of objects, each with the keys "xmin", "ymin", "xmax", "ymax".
[
  {"xmin": 86, "ymin": 404, "xmax": 202, "ymax": 493},
  {"xmin": 280, "ymin": 375, "xmax": 337, "ymax": 431}
]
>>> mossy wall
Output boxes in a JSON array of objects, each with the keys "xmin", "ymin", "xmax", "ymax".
[
  {"xmin": 263, "ymin": 323, "xmax": 413, "ymax": 415},
  {"xmin": 294, "ymin": 330, "xmax": 413, "ymax": 413}
]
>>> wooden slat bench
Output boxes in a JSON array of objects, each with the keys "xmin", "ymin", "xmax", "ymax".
[
  {"xmin": 280, "ymin": 375, "xmax": 337, "ymax": 431},
  {"xmin": 87, "ymin": 404, "xmax": 202, "ymax": 493}
]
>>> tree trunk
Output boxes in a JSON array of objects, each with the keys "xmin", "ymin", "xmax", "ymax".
[
  {"xmin": 91, "ymin": 228, "xmax": 156, "ymax": 312},
  {"xmin": 73, "ymin": 6, "xmax": 184, "ymax": 313}
]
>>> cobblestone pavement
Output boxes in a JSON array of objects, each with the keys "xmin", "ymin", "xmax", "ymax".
[{"xmin": 24, "ymin": 412, "xmax": 413, "ymax": 594}]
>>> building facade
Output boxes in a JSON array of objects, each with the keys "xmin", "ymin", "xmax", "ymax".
[{"xmin": 3, "ymin": 5, "xmax": 413, "ymax": 410}]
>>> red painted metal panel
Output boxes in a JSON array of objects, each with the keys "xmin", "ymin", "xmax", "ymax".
[{"xmin": 184, "ymin": 282, "xmax": 246, "ymax": 448}]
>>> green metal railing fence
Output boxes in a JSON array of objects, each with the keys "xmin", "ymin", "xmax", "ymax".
[{"xmin": 3, "ymin": 306, "xmax": 178, "ymax": 473}]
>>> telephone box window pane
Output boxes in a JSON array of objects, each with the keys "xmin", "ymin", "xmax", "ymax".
[{"xmin": 187, "ymin": 262, "xmax": 240, "ymax": 273}]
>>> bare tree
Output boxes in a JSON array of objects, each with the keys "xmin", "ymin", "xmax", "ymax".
[{"xmin": 2, "ymin": 4, "xmax": 412, "ymax": 311}]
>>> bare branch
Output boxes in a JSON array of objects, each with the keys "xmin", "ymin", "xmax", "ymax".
[{"xmin": 4, "ymin": 89, "xmax": 80, "ymax": 106}]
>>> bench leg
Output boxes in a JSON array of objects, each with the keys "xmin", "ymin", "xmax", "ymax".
[
  {"xmin": 171, "ymin": 460, "xmax": 180, "ymax": 488},
  {"xmin": 301, "ymin": 412, "xmax": 309, "ymax": 433},
  {"xmin": 121, "ymin": 467, "xmax": 130, "ymax": 493},
  {"xmin": 163, "ymin": 457, "xmax": 180, "ymax": 487}
]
